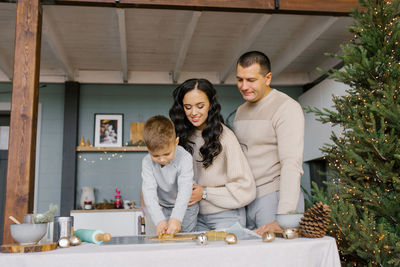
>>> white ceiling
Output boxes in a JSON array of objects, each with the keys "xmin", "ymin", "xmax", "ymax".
[{"xmin": 0, "ymin": 3, "xmax": 354, "ymax": 86}]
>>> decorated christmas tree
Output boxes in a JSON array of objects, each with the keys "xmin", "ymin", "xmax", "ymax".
[{"xmin": 307, "ymin": 0, "xmax": 400, "ymax": 265}]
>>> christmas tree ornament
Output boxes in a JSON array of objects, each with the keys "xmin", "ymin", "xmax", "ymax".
[
  {"xmin": 262, "ymin": 231, "xmax": 275, "ymax": 242},
  {"xmin": 196, "ymin": 233, "xmax": 208, "ymax": 245},
  {"xmin": 282, "ymin": 228, "xmax": 299, "ymax": 239},
  {"xmin": 70, "ymin": 235, "xmax": 82, "ymax": 246},
  {"xmin": 58, "ymin": 237, "xmax": 70, "ymax": 248},
  {"xmin": 224, "ymin": 233, "xmax": 237, "ymax": 245}
]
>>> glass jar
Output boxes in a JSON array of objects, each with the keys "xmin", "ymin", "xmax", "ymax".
[{"xmin": 84, "ymin": 200, "xmax": 93, "ymax": 210}]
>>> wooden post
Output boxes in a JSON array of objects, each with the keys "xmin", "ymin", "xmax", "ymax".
[{"xmin": 2, "ymin": 0, "xmax": 42, "ymax": 244}]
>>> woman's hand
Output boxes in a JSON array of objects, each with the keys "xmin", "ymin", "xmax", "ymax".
[{"xmin": 188, "ymin": 184, "xmax": 203, "ymax": 206}]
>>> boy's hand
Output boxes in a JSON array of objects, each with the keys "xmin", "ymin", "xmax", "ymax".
[
  {"xmin": 166, "ymin": 218, "xmax": 181, "ymax": 235},
  {"xmin": 156, "ymin": 220, "xmax": 168, "ymax": 235},
  {"xmin": 189, "ymin": 184, "xmax": 203, "ymax": 206}
]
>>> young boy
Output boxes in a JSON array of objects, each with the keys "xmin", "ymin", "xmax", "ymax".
[{"xmin": 141, "ymin": 115, "xmax": 198, "ymax": 235}]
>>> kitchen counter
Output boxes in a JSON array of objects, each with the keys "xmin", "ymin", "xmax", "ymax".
[{"xmin": 0, "ymin": 236, "xmax": 340, "ymax": 267}]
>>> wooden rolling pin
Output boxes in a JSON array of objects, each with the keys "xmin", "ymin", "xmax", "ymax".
[{"xmin": 74, "ymin": 229, "xmax": 111, "ymax": 244}]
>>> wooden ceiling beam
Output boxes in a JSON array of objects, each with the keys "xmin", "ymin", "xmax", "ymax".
[
  {"xmin": 116, "ymin": 8, "xmax": 128, "ymax": 83},
  {"xmin": 173, "ymin": 11, "xmax": 201, "ymax": 83},
  {"xmin": 43, "ymin": 12, "xmax": 75, "ymax": 80},
  {"xmin": 52, "ymin": 0, "xmax": 358, "ymax": 15},
  {"xmin": 271, "ymin": 16, "xmax": 338, "ymax": 78},
  {"xmin": 220, "ymin": 14, "xmax": 271, "ymax": 83},
  {"xmin": 278, "ymin": 0, "xmax": 358, "ymax": 14}
]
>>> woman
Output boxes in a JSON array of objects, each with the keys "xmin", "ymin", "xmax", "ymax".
[{"xmin": 169, "ymin": 78, "xmax": 256, "ymax": 231}]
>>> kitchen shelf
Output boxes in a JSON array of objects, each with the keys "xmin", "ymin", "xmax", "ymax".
[{"xmin": 76, "ymin": 146, "xmax": 148, "ymax": 152}]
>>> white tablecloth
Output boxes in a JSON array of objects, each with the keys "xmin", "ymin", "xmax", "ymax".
[{"xmin": 0, "ymin": 236, "xmax": 340, "ymax": 267}]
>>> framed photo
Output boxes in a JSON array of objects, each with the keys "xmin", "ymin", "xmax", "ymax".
[{"xmin": 94, "ymin": 114, "xmax": 123, "ymax": 147}]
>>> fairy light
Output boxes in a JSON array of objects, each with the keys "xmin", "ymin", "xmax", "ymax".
[{"xmin": 78, "ymin": 151, "xmax": 128, "ymax": 165}]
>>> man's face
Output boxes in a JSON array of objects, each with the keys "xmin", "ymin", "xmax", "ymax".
[{"xmin": 236, "ymin": 63, "xmax": 272, "ymax": 103}]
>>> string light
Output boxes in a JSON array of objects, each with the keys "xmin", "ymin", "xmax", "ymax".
[{"xmin": 78, "ymin": 151, "xmax": 126, "ymax": 165}]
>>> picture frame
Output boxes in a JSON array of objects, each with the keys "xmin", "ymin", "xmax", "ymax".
[{"xmin": 94, "ymin": 114, "xmax": 123, "ymax": 147}]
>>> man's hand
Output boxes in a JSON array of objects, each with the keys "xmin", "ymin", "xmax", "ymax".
[
  {"xmin": 188, "ymin": 184, "xmax": 203, "ymax": 206},
  {"xmin": 156, "ymin": 220, "xmax": 168, "ymax": 236},
  {"xmin": 254, "ymin": 221, "xmax": 283, "ymax": 236},
  {"xmin": 166, "ymin": 218, "xmax": 182, "ymax": 235}
]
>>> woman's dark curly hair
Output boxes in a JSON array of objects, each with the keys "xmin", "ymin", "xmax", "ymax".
[{"xmin": 169, "ymin": 78, "xmax": 224, "ymax": 168}]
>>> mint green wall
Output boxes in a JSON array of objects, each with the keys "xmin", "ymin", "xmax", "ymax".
[
  {"xmin": 0, "ymin": 83, "xmax": 65, "ymax": 214},
  {"xmin": 0, "ymin": 82, "xmax": 303, "ymax": 212}
]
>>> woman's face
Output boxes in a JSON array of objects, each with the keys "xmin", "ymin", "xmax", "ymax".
[{"xmin": 182, "ymin": 89, "xmax": 210, "ymax": 130}]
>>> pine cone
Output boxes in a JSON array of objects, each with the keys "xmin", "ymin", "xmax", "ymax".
[{"xmin": 299, "ymin": 202, "xmax": 331, "ymax": 238}]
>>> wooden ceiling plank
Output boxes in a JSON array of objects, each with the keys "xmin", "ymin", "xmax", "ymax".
[
  {"xmin": 271, "ymin": 16, "xmax": 338, "ymax": 78},
  {"xmin": 0, "ymin": 54, "xmax": 12, "ymax": 80},
  {"xmin": 220, "ymin": 14, "xmax": 271, "ymax": 83},
  {"xmin": 117, "ymin": 8, "xmax": 128, "ymax": 83},
  {"xmin": 308, "ymin": 49, "xmax": 343, "ymax": 81},
  {"xmin": 43, "ymin": 12, "xmax": 75, "ymax": 80},
  {"xmin": 173, "ymin": 11, "xmax": 201, "ymax": 83}
]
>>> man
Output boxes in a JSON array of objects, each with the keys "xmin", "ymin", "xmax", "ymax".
[{"xmin": 234, "ymin": 51, "xmax": 305, "ymax": 235}]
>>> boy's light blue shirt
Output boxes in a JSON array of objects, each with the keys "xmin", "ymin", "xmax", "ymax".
[{"xmin": 141, "ymin": 145, "xmax": 194, "ymax": 226}]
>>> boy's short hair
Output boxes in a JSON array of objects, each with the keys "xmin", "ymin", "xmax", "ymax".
[
  {"xmin": 143, "ymin": 115, "xmax": 176, "ymax": 151},
  {"xmin": 237, "ymin": 51, "xmax": 271, "ymax": 75}
]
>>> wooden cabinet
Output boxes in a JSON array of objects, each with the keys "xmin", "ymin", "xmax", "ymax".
[{"xmin": 70, "ymin": 209, "xmax": 143, "ymax": 237}]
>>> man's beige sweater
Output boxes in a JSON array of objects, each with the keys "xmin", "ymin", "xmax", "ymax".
[
  {"xmin": 189, "ymin": 124, "xmax": 256, "ymax": 215},
  {"xmin": 234, "ymin": 89, "xmax": 305, "ymax": 214}
]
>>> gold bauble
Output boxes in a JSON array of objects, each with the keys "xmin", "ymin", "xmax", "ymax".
[
  {"xmin": 70, "ymin": 235, "xmax": 82, "ymax": 246},
  {"xmin": 262, "ymin": 231, "xmax": 276, "ymax": 242},
  {"xmin": 282, "ymin": 228, "xmax": 299, "ymax": 239},
  {"xmin": 196, "ymin": 233, "xmax": 208, "ymax": 245},
  {"xmin": 58, "ymin": 237, "xmax": 71, "ymax": 248},
  {"xmin": 224, "ymin": 233, "xmax": 237, "ymax": 245}
]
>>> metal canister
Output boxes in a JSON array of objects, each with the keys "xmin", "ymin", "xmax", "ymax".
[{"xmin": 53, "ymin": 216, "xmax": 74, "ymax": 242}]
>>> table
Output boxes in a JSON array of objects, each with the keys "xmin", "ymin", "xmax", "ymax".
[{"xmin": 0, "ymin": 236, "xmax": 341, "ymax": 267}]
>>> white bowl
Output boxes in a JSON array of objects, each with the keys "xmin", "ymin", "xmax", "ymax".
[
  {"xmin": 276, "ymin": 213, "xmax": 303, "ymax": 229},
  {"xmin": 10, "ymin": 223, "xmax": 47, "ymax": 245}
]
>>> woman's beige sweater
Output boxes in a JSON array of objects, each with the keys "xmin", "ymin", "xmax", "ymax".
[
  {"xmin": 189, "ymin": 124, "xmax": 256, "ymax": 215},
  {"xmin": 234, "ymin": 89, "xmax": 305, "ymax": 214}
]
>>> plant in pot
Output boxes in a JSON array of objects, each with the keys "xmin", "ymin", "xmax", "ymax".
[{"xmin": 10, "ymin": 204, "xmax": 58, "ymax": 245}]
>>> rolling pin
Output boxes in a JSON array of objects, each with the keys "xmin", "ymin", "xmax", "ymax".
[{"xmin": 74, "ymin": 229, "xmax": 111, "ymax": 244}]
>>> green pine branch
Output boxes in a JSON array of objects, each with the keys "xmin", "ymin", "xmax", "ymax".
[{"xmin": 306, "ymin": 0, "xmax": 400, "ymax": 265}]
